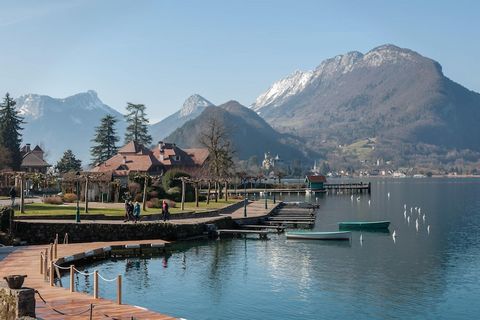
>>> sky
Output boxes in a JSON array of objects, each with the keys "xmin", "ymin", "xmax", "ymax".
[{"xmin": 0, "ymin": 0, "xmax": 479, "ymax": 122}]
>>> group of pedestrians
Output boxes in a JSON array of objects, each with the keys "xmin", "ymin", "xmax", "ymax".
[
  {"xmin": 124, "ymin": 200, "xmax": 141, "ymax": 223},
  {"xmin": 123, "ymin": 199, "xmax": 170, "ymax": 223}
]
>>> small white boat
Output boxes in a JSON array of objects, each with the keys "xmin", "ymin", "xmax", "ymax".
[{"xmin": 286, "ymin": 231, "xmax": 351, "ymax": 240}]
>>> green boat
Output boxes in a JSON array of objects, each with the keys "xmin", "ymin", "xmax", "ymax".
[{"xmin": 338, "ymin": 221, "xmax": 390, "ymax": 230}]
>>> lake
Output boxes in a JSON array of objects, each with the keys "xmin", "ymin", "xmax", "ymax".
[{"xmin": 66, "ymin": 178, "xmax": 480, "ymax": 319}]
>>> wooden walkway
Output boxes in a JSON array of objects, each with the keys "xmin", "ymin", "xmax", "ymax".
[{"xmin": 0, "ymin": 240, "xmax": 176, "ymax": 320}]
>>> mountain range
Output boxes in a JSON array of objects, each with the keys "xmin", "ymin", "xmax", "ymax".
[
  {"xmin": 16, "ymin": 90, "xmax": 125, "ymax": 164},
  {"xmin": 12, "ymin": 44, "xmax": 480, "ymax": 171},
  {"xmin": 251, "ymin": 44, "xmax": 480, "ymax": 170}
]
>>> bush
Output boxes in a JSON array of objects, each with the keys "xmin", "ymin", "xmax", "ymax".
[
  {"xmin": 146, "ymin": 198, "xmax": 176, "ymax": 209},
  {"xmin": 43, "ymin": 196, "xmax": 63, "ymax": 205},
  {"xmin": 146, "ymin": 197, "xmax": 161, "ymax": 208},
  {"xmin": 128, "ymin": 182, "xmax": 141, "ymax": 195},
  {"xmin": 162, "ymin": 170, "xmax": 190, "ymax": 191},
  {"xmin": 148, "ymin": 191, "xmax": 159, "ymax": 199},
  {"xmin": 134, "ymin": 193, "xmax": 144, "ymax": 202},
  {"xmin": 62, "ymin": 193, "xmax": 77, "ymax": 203}
]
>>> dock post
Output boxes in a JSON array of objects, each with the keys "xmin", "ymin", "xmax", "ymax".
[
  {"xmin": 44, "ymin": 249, "xmax": 48, "ymax": 281},
  {"xmin": 54, "ymin": 238, "xmax": 58, "ymax": 259},
  {"xmin": 49, "ymin": 243, "xmax": 53, "ymax": 261},
  {"xmin": 273, "ymin": 193, "xmax": 276, "ymax": 204},
  {"xmin": 368, "ymin": 182, "xmax": 371, "ymax": 194},
  {"xmin": 49, "ymin": 261, "xmax": 54, "ymax": 286},
  {"xmin": 40, "ymin": 253, "xmax": 44, "ymax": 275},
  {"xmin": 93, "ymin": 271, "xmax": 98, "ymax": 299},
  {"xmin": 70, "ymin": 265, "xmax": 75, "ymax": 292},
  {"xmin": 117, "ymin": 275, "xmax": 122, "ymax": 304}
]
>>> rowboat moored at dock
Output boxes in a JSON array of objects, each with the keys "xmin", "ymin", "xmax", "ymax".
[
  {"xmin": 286, "ymin": 231, "xmax": 351, "ymax": 240},
  {"xmin": 338, "ymin": 221, "xmax": 390, "ymax": 230}
]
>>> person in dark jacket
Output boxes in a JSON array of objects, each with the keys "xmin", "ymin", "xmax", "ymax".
[{"xmin": 9, "ymin": 187, "xmax": 16, "ymax": 208}]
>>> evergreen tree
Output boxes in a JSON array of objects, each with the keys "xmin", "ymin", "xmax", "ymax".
[
  {"xmin": 90, "ymin": 114, "xmax": 119, "ymax": 166},
  {"xmin": 124, "ymin": 103, "xmax": 152, "ymax": 145},
  {"xmin": 55, "ymin": 150, "xmax": 82, "ymax": 173},
  {"xmin": 0, "ymin": 93, "xmax": 24, "ymax": 170}
]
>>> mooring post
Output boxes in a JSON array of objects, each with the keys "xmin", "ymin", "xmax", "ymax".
[
  {"xmin": 117, "ymin": 275, "xmax": 122, "ymax": 304},
  {"xmin": 93, "ymin": 271, "xmax": 99, "ymax": 299},
  {"xmin": 44, "ymin": 248, "xmax": 48, "ymax": 281},
  {"xmin": 49, "ymin": 261, "xmax": 54, "ymax": 286},
  {"xmin": 40, "ymin": 253, "xmax": 44, "ymax": 275},
  {"xmin": 49, "ymin": 243, "xmax": 53, "ymax": 261},
  {"xmin": 70, "ymin": 265, "xmax": 75, "ymax": 293}
]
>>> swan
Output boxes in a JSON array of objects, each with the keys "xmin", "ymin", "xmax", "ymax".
[
  {"xmin": 404, "ymin": 211, "xmax": 407, "ymax": 219},
  {"xmin": 427, "ymin": 225, "xmax": 431, "ymax": 234},
  {"xmin": 392, "ymin": 230, "xmax": 396, "ymax": 238},
  {"xmin": 387, "ymin": 192, "xmax": 391, "ymax": 198},
  {"xmin": 422, "ymin": 214, "xmax": 426, "ymax": 221},
  {"xmin": 407, "ymin": 216, "xmax": 410, "ymax": 224},
  {"xmin": 360, "ymin": 234, "xmax": 363, "ymax": 243},
  {"xmin": 368, "ymin": 200, "xmax": 371, "ymax": 206}
]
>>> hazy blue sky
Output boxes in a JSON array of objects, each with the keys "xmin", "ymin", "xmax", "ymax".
[{"xmin": 1, "ymin": 0, "xmax": 479, "ymax": 122}]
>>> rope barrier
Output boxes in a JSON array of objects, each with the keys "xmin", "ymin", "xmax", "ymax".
[
  {"xmin": 52, "ymin": 262, "xmax": 71, "ymax": 270},
  {"xmin": 98, "ymin": 273, "xmax": 117, "ymax": 282},
  {"xmin": 35, "ymin": 290, "xmax": 93, "ymax": 316},
  {"xmin": 73, "ymin": 267, "xmax": 95, "ymax": 276}
]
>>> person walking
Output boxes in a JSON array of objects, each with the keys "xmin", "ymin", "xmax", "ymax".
[
  {"xmin": 162, "ymin": 200, "xmax": 170, "ymax": 221},
  {"xmin": 124, "ymin": 200, "xmax": 131, "ymax": 222},
  {"xmin": 9, "ymin": 187, "xmax": 16, "ymax": 208},
  {"xmin": 133, "ymin": 201, "xmax": 141, "ymax": 223}
]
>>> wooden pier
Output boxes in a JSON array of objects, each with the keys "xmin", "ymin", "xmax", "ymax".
[
  {"xmin": 216, "ymin": 229, "xmax": 271, "ymax": 239},
  {"xmin": 324, "ymin": 182, "xmax": 371, "ymax": 194},
  {"xmin": 239, "ymin": 225, "xmax": 286, "ymax": 232}
]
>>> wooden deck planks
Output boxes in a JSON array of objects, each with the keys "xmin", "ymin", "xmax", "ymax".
[{"xmin": 0, "ymin": 240, "xmax": 177, "ymax": 320}]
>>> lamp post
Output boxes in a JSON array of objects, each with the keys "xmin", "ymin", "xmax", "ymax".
[
  {"xmin": 264, "ymin": 178, "xmax": 268, "ymax": 210},
  {"xmin": 243, "ymin": 178, "xmax": 247, "ymax": 218},
  {"xmin": 75, "ymin": 171, "xmax": 81, "ymax": 223}
]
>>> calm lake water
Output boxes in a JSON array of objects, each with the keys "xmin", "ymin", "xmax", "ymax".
[{"xmin": 66, "ymin": 178, "xmax": 480, "ymax": 320}]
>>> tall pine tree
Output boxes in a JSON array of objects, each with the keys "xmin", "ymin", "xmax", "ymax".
[
  {"xmin": 124, "ymin": 103, "xmax": 152, "ymax": 146},
  {"xmin": 90, "ymin": 114, "xmax": 119, "ymax": 166},
  {"xmin": 55, "ymin": 150, "xmax": 82, "ymax": 174},
  {"xmin": 0, "ymin": 93, "xmax": 24, "ymax": 170}
]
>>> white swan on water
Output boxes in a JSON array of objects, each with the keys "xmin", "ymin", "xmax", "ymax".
[
  {"xmin": 368, "ymin": 200, "xmax": 371, "ymax": 206},
  {"xmin": 356, "ymin": 196, "xmax": 361, "ymax": 201},
  {"xmin": 422, "ymin": 214, "xmax": 426, "ymax": 221},
  {"xmin": 351, "ymin": 195, "xmax": 354, "ymax": 201},
  {"xmin": 392, "ymin": 230, "xmax": 397, "ymax": 239},
  {"xmin": 427, "ymin": 225, "xmax": 431, "ymax": 234},
  {"xmin": 404, "ymin": 204, "xmax": 406, "ymax": 210},
  {"xmin": 407, "ymin": 216, "xmax": 410, "ymax": 224},
  {"xmin": 387, "ymin": 192, "xmax": 390, "ymax": 198},
  {"xmin": 360, "ymin": 234, "xmax": 363, "ymax": 243},
  {"xmin": 410, "ymin": 207, "xmax": 413, "ymax": 213},
  {"xmin": 404, "ymin": 211, "xmax": 407, "ymax": 219},
  {"xmin": 418, "ymin": 208, "xmax": 421, "ymax": 214},
  {"xmin": 415, "ymin": 219, "xmax": 419, "ymax": 231}
]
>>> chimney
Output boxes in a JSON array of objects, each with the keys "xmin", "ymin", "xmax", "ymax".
[
  {"xmin": 26, "ymin": 143, "xmax": 31, "ymax": 152},
  {"xmin": 123, "ymin": 156, "xmax": 127, "ymax": 164},
  {"xmin": 158, "ymin": 141, "xmax": 165, "ymax": 153}
]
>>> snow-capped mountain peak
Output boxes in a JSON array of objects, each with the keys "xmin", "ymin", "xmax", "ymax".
[
  {"xmin": 252, "ymin": 70, "xmax": 314, "ymax": 111},
  {"xmin": 252, "ymin": 45, "xmax": 424, "ymax": 110},
  {"xmin": 179, "ymin": 94, "xmax": 213, "ymax": 117}
]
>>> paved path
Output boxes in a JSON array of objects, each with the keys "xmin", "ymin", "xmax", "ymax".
[
  {"xmin": 14, "ymin": 200, "xmax": 278, "ymax": 225},
  {"xmin": 0, "ymin": 240, "xmax": 176, "ymax": 320}
]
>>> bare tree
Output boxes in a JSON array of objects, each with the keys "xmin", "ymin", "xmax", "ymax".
[{"xmin": 199, "ymin": 116, "xmax": 234, "ymax": 199}]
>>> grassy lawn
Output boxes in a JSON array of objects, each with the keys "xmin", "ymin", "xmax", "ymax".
[{"xmin": 17, "ymin": 199, "xmax": 241, "ymax": 216}]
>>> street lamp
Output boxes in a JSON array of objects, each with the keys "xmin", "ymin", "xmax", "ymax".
[
  {"xmin": 243, "ymin": 178, "xmax": 247, "ymax": 217},
  {"xmin": 75, "ymin": 171, "xmax": 81, "ymax": 223}
]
